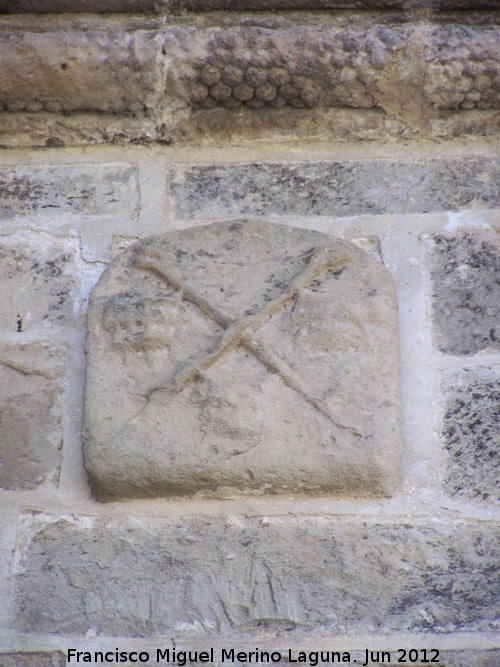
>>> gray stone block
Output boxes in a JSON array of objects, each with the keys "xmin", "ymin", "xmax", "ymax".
[
  {"xmin": 14, "ymin": 515, "xmax": 500, "ymax": 636},
  {"xmin": 0, "ymin": 164, "xmax": 138, "ymax": 219},
  {"xmin": 0, "ymin": 342, "xmax": 66, "ymax": 490},
  {"xmin": 83, "ymin": 221, "xmax": 402, "ymax": 501},
  {"xmin": 437, "ymin": 651, "xmax": 500, "ymax": 667},
  {"xmin": 170, "ymin": 159, "xmax": 500, "ymax": 220},
  {"xmin": 0, "ymin": 653, "xmax": 66, "ymax": 667},
  {"xmin": 442, "ymin": 371, "xmax": 499, "ymax": 504},
  {"xmin": 0, "ymin": 235, "xmax": 81, "ymax": 331},
  {"xmin": 429, "ymin": 230, "xmax": 500, "ymax": 355}
]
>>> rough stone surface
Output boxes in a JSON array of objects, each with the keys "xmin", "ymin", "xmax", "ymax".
[
  {"xmin": 170, "ymin": 159, "xmax": 500, "ymax": 220},
  {"xmin": 0, "ymin": 234, "xmax": 81, "ymax": 331},
  {"xmin": 0, "ymin": 164, "xmax": 139, "ymax": 220},
  {"xmin": 0, "ymin": 342, "xmax": 66, "ymax": 490},
  {"xmin": 182, "ymin": 0, "xmax": 500, "ymax": 7},
  {"xmin": 437, "ymin": 652, "xmax": 500, "ymax": 667},
  {"xmin": 0, "ymin": 30, "xmax": 165, "ymax": 113},
  {"xmin": 424, "ymin": 26, "xmax": 500, "ymax": 112},
  {"xmin": 1, "ymin": 0, "xmax": 499, "ymax": 10},
  {"xmin": 83, "ymin": 221, "xmax": 402, "ymax": 501},
  {"xmin": 0, "ymin": 653, "xmax": 66, "ymax": 667},
  {"xmin": 178, "ymin": 25, "xmax": 397, "ymax": 113},
  {"xmin": 14, "ymin": 515, "xmax": 500, "ymax": 636},
  {"xmin": 428, "ymin": 230, "xmax": 500, "ymax": 355},
  {"xmin": 441, "ymin": 371, "xmax": 500, "ymax": 504},
  {"xmin": 177, "ymin": 25, "xmax": 500, "ymax": 117},
  {"xmin": 0, "ymin": 23, "xmax": 499, "ymax": 126},
  {"xmin": 0, "ymin": 0, "xmax": 159, "ymax": 10}
]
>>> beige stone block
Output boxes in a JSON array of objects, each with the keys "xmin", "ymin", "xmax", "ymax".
[
  {"xmin": 0, "ymin": 234, "xmax": 81, "ymax": 332},
  {"xmin": 14, "ymin": 515, "xmax": 500, "ymax": 636},
  {"xmin": 83, "ymin": 221, "xmax": 403, "ymax": 501},
  {"xmin": 0, "ymin": 342, "xmax": 66, "ymax": 490},
  {"xmin": 0, "ymin": 30, "xmax": 164, "ymax": 113}
]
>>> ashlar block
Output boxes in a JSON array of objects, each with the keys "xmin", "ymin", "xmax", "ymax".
[{"xmin": 83, "ymin": 221, "xmax": 403, "ymax": 500}]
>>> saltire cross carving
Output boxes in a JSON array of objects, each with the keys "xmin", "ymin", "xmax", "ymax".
[{"xmin": 134, "ymin": 245, "xmax": 354, "ymax": 431}]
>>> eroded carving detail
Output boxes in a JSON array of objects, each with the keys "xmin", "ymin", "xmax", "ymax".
[
  {"xmin": 180, "ymin": 27, "xmax": 395, "ymax": 110},
  {"xmin": 83, "ymin": 221, "xmax": 403, "ymax": 501}
]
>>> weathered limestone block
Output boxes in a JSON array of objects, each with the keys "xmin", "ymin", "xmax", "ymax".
[
  {"xmin": 83, "ymin": 221, "xmax": 402, "ymax": 500},
  {"xmin": 0, "ymin": 653, "xmax": 66, "ymax": 667},
  {"xmin": 0, "ymin": 164, "xmax": 138, "ymax": 220},
  {"xmin": 441, "ymin": 371, "xmax": 499, "ymax": 504},
  {"xmin": 177, "ymin": 25, "xmax": 398, "ymax": 112},
  {"xmin": 170, "ymin": 159, "xmax": 500, "ymax": 219},
  {"xmin": 0, "ymin": 234, "xmax": 81, "ymax": 331},
  {"xmin": 428, "ymin": 229, "xmax": 500, "ymax": 355},
  {"xmin": 181, "ymin": 0, "xmax": 500, "ymax": 7},
  {"xmin": 0, "ymin": 342, "xmax": 66, "ymax": 490},
  {"xmin": 175, "ymin": 24, "xmax": 500, "ymax": 116},
  {"xmin": 437, "ymin": 652, "xmax": 500, "ymax": 667},
  {"xmin": 14, "ymin": 515, "xmax": 500, "ymax": 636},
  {"xmin": 0, "ymin": 30, "xmax": 165, "ymax": 113},
  {"xmin": 424, "ymin": 26, "xmax": 500, "ymax": 111},
  {"xmin": 1, "ymin": 22, "xmax": 499, "ymax": 123}
]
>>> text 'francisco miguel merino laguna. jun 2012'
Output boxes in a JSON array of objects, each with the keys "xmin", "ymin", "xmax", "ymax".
[{"xmin": 66, "ymin": 646, "xmax": 442, "ymax": 665}]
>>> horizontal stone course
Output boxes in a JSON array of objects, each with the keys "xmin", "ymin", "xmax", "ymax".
[
  {"xmin": 1, "ymin": 23, "xmax": 499, "ymax": 121},
  {"xmin": 14, "ymin": 516, "xmax": 500, "ymax": 637},
  {"xmin": 170, "ymin": 158, "xmax": 500, "ymax": 219}
]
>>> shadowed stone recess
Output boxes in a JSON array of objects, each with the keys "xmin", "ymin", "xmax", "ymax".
[
  {"xmin": 170, "ymin": 159, "xmax": 500, "ymax": 219},
  {"xmin": 442, "ymin": 372, "xmax": 500, "ymax": 504},
  {"xmin": 83, "ymin": 221, "xmax": 402, "ymax": 501},
  {"xmin": 429, "ymin": 230, "xmax": 500, "ymax": 355},
  {"xmin": 2, "ymin": 0, "xmax": 500, "ymax": 10},
  {"xmin": 14, "ymin": 516, "xmax": 500, "ymax": 637}
]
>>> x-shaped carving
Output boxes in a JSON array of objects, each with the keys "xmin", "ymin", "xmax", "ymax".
[{"xmin": 134, "ymin": 245, "xmax": 352, "ymax": 427}]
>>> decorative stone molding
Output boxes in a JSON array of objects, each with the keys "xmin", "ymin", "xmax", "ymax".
[
  {"xmin": 83, "ymin": 221, "xmax": 402, "ymax": 501},
  {"xmin": 0, "ymin": 18, "xmax": 499, "ymax": 143}
]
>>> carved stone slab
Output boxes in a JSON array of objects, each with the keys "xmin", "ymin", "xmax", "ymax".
[{"xmin": 83, "ymin": 221, "xmax": 403, "ymax": 500}]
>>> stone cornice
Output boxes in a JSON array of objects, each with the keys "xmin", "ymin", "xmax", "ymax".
[
  {"xmin": 1, "ymin": 0, "xmax": 499, "ymax": 12},
  {"xmin": 0, "ymin": 12, "xmax": 499, "ymax": 145}
]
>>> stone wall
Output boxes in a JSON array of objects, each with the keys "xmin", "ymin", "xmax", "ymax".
[{"xmin": 0, "ymin": 1, "xmax": 499, "ymax": 666}]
